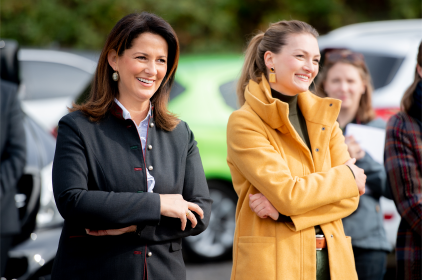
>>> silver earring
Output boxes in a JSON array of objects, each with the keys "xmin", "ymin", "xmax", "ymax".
[{"xmin": 112, "ymin": 71, "xmax": 119, "ymax": 81}]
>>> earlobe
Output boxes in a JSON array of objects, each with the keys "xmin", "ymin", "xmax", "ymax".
[
  {"xmin": 107, "ymin": 49, "xmax": 118, "ymax": 71},
  {"xmin": 417, "ymin": 64, "xmax": 422, "ymax": 78}
]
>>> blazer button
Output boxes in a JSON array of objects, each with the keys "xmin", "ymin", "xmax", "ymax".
[
  {"xmin": 316, "ymin": 148, "xmax": 319, "ymax": 152},
  {"xmin": 147, "ymin": 252, "xmax": 152, "ymax": 257},
  {"xmin": 148, "ymin": 166, "xmax": 153, "ymax": 171},
  {"xmin": 148, "ymin": 145, "xmax": 152, "ymax": 150},
  {"xmin": 149, "ymin": 123, "xmax": 155, "ymax": 128}
]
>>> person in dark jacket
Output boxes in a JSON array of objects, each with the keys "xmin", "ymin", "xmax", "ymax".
[
  {"xmin": 315, "ymin": 49, "xmax": 392, "ymax": 280},
  {"xmin": 384, "ymin": 41, "xmax": 421, "ymax": 280},
  {"xmin": 0, "ymin": 79, "xmax": 26, "ymax": 276},
  {"xmin": 51, "ymin": 12, "xmax": 212, "ymax": 280}
]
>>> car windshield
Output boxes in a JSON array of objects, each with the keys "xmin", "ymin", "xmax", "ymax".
[
  {"xmin": 20, "ymin": 61, "xmax": 92, "ymax": 100},
  {"xmin": 360, "ymin": 52, "xmax": 404, "ymax": 91}
]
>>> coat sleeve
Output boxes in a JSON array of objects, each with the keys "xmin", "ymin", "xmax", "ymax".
[
  {"xmin": 0, "ymin": 85, "xmax": 26, "ymax": 198},
  {"xmin": 227, "ymin": 110, "xmax": 358, "ymax": 217},
  {"xmin": 138, "ymin": 122, "xmax": 212, "ymax": 242},
  {"xmin": 384, "ymin": 115, "xmax": 422, "ymax": 236},
  {"xmin": 52, "ymin": 114, "xmax": 161, "ymax": 229}
]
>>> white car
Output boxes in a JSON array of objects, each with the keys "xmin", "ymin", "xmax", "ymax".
[
  {"xmin": 18, "ymin": 49, "xmax": 97, "ymax": 134},
  {"xmin": 318, "ymin": 19, "xmax": 422, "ymax": 247}
]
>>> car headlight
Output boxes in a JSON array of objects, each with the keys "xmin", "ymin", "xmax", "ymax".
[{"xmin": 36, "ymin": 162, "xmax": 63, "ymax": 228}]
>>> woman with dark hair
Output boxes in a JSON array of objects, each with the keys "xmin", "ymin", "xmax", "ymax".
[
  {"xmin": 51, "ymin": 12, "xmax": 212, "ymax": 280},
  {"xmin": 384, "ymin": 41, "xmax": 421, "ymax": 280},
  {"xmin": 315, "ymin": 49, "xmax": 391, "ymax": 280},
  {"xmin": 227, "ymin": 20, "xmax": 366, "ymax": 280}
]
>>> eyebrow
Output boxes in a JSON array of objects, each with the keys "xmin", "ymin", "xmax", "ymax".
[
  {"xmin": 133, "ymin": 52, "xmax": 167, "ymax": 58},
  {"xmin": 294, "ymin": 49, "xmax": 321, "ymax": 57}
]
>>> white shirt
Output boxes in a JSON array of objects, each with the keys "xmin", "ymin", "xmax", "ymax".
[{"xmin": 114, "ymin": 98, "xmax": 155, "ymax": 193}]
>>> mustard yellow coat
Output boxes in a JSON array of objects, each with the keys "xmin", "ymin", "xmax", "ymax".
[{"xmin": 227, "ymin": 76, "xmax": 360, "ymax": 280}]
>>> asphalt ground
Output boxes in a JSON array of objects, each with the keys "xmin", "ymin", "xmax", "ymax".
[{"xmin": 186, "ymin": 261, "xmax": 232, "ymax": 280}]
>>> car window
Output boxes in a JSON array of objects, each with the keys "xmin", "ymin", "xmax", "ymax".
[
  {"xmin": 20, "ymin": 61, "xmax": 92, "ymax": 100},
  {"xmin": 219, "ymin": 80, "xmax": 238, "ymax": 110},
  {"xmin": 360, "ymin": 52, "xmax": 404, "ymax": 91},
  {"xmin": 169, "ymin": 81, "xmax": 185, "ymax": 101}
]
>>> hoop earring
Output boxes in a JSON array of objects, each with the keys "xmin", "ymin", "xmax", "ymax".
[
  {"xmin": 269, "ymin": 67, "xmax": 276, "ymax": 83},
  {"xmin": 112, "ymin": 71, "xmax": 119, "ymax": 81}
]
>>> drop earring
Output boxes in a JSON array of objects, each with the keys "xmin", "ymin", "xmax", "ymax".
[
  {"xmin": 269, "ymin": 67, "xmax": 276, "ymax": 83},
  {"xmin": 112, "ymin": 71, "xmax": 119, "ymax": 81}
]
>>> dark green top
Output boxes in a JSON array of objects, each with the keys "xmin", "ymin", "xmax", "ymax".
[{"xmin": 271, "ymin": 88, "xmax": 322, "ymax": 235}]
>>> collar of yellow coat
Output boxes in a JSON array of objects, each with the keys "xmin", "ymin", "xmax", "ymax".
[{"xmin": 244, "ymin": 74, "xmax": 342, "ymax": 132}]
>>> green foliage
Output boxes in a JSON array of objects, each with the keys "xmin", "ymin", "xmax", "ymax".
[{"xmin": 1, "ymin": 0, "xmax": 420, "ymax": 53}]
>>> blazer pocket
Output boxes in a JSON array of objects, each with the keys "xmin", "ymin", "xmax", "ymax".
[
  {"xmin": 170, "ymin": 238, "xmax": 182, "ymax": 252},
  {"xmin": 235, "ymin": 236, "xmax": 276, "ymax": 280}
]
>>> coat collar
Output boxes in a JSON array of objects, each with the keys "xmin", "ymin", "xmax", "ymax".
[{"xmin": 244, "ymin": 74, "xmax": 342, "ymax": 131}]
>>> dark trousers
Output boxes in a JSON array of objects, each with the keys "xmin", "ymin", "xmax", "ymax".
[
  {"xmin": 353, "ymin": 247, "xmax": 387, "ymax": 280},
  {"xmin": 1, "ymin": 236, "xmax": 13, "ymax": 276}
]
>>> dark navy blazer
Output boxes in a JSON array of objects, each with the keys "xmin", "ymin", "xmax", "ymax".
[
  {"xmin": 51, "ymin": 104, "xmax": 212, "ymax": 280},
  {"xmin": 0, "ymin": 80, "xmax": 25, "ymax": 236}
]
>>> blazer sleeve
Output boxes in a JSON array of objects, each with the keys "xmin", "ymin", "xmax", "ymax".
[
  {"xmin": 138, "ymin": 122, "xmax": 212, "ymax": 242},
  {"xmin": 227, "ymin": 110, "xmax": 358, "ymax": 217},
  {"xmin": 357, "ymin": 152, "xmax": 390, "ymax": 199},
  {"xmin": 384, "ymin": 115, "xmax": 422, "ymax": 236},
  {"xmin": 52, "ymin": 114, "xmax": 161, "ymax": 229},
  {"xmin": 0, "ymin": 85, "xmax": 26, "ymax": 198}
]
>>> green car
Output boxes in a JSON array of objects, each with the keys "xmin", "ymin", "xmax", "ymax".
[{"xmin": 168, "ymin": 54, "xmax": 243, "ymax": 261}]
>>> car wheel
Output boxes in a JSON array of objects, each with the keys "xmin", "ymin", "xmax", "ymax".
[{"xmin": 183, "ymin": 179, "xmax": 237, "ymax": 262}]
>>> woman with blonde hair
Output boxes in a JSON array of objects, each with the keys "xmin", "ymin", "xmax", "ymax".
[
  {"xmin": 384, "ymin": 41, "xmax": 421, "ymax": 280},
  {"xmin": 315, "ymin": 49, "xmax": 392, "ymax": 280},
  {"xmin": 226, "ymin": 20, "xmax": 366, "ymax": 280}
]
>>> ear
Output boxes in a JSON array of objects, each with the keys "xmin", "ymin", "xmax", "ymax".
[
  {"xmin": 264, "ymin": 51, "xmax": 274, "ymax": 70},
  {"xmin": 417, "ymin": 64, "xmax": 422, "ymax": 78},
  {"xmin": 107, "ymin": 49, "xmax": 118, "ymax": 71}
]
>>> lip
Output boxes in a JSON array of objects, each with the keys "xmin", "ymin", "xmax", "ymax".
[
  {"xmin": 295, "ymin": 74, "xmax": 311, "ymax": 82},
  {"xmin": 137, "ymin": 77, "xmax": 155, "ymax": 87}
]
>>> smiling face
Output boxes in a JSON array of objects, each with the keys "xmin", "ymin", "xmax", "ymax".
[
  {"xmin": 108, "ymin": 32, "xmax": 168, "ymax": 107},
  {"xmin": 264, "ymin": 33, "xmax": 320, "ymax": 96},
  {"xmin": 323, "ymin": 62, "xmax": 366, "ymax": 111}
]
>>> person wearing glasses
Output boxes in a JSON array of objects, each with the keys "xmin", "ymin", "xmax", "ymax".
[
  {"xmin": 384, "ymin": 42, "xmax": 421, "ymax": 280},
  {"xmin": 227, "ymin": 21, "xmax": 366, "ymax": 280},
  {"xmin": 51, "ymin": 12, "xmax": 211, "ymax": 280},
  {"xmin": 315, "ymin": 49, "xmax": 392, "ymax": 280}
]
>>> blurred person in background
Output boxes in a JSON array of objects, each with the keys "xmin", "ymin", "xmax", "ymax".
[
  {"xmin": 384, "ymin": 41, "xmax": 421, "ymax": 280},
  {"xmin": 315, "ymin": 49, "xmax": 391, "ymax": 280},
  {"xmin": 0, "ymin": 79, "xmax": 26, "ymax": 277},
  {"xmin": 227, "ymin": 20, "xmax": 366, "ymax": 280},
  {"xmin": 51, "ymin": 12, "xmax": 211, "ymax": 280}
]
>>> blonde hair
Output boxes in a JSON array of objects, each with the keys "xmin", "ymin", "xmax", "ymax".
[
  {"xmin": 401, "ymin": 41, "xmax": 422, "ymax": 113},
  {"xmin": 315, "ymin": 54, "xmax": 375, "ymax": 124},
  {"xmin": 237, "ymin": 20, "xmax": 319, "ymax": 106}
]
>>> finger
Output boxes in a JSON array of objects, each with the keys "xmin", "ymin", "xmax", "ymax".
[
  {"xmin": 188, "ymin": 202, "xmax": 204, "ymax": 219},
  {"xmin": 180, "ymin": 212, "xmax": 187, "ymax": 231},
  {"xmin": 250, "ymin": 197, "xmax": 266, "ymax": 211},
  {"xmin": 256, "ymin": 207, "xmax": 269, "ymax": 219},
  {"xmin": 187, "ymin": 211, "xmax": 198, "ymax": 228}
]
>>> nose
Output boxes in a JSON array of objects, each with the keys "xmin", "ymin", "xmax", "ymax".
[
  {"xmin": 144, "ymin": 61, "xmax": 157, "ymax": 76},
  {"xmin": 303, "ymin": 59, "xmax": 316, "ymax": 74},
  {"xmin": 339, "ymin": 81, "xmax": 348, "ymax": 92}
]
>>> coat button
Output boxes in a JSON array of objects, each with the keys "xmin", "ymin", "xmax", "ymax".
[
  {"xmin": 316, "ymin": 148, "xmax": 319, "ymax": 152},
  {"xmin": 149, "ymin": 123, "xmax": 155, "ymax": 128},
  {"xmin": 147, "ymin": 252, "xmax": 152, "ymax": 257},
  {"xmin": 329, "ymin": 103, "xmax": 333, "ymax": 107},
  {"xmin": 331, "ymin": 234, "xmax": 333, "ymax": 238},
  {"xmin": 148, "ymin": 145, "xmax": 152, "ymax": 150},
  {"xmin": 322, "ymin": 127, "xmax": 325, "ymax": 131},
  {"xmin": 148, "ymin": 166, "xmax": 153, "ymax": 171}
]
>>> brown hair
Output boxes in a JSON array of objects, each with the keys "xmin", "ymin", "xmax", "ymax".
[
  {"xmin": 71, "ymin": 12, "xmax": 180, "ymax": 131},
  {"xmin": 237, "ymin": 20, "xmax": 319, "ymax": 106},
  {"xmin": 315, "ymin": 50, "xmax": 375, "ymax": 124},
  {"xmin": 401, "ymin": 41, "xmax": 422, "ymax": 113}
]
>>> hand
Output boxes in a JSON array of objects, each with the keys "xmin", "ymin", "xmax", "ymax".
[
  {"xmin": 344, "ymin": 158, "xmax": 366, "ymax": 196},
  {"xmin": 249, "ymin": 193, "xmax": 279, "ymax": 221},
  {"xmin": 159, "ymin": 194, "xmax": 204, "ymax": 231},
  {"xmin": 85, "ymin": 225, "xmax": 136, "ymax": 236},
  {"xmin": 345, "ymin": 136, "xmax": 365, "ymax": 160}
]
